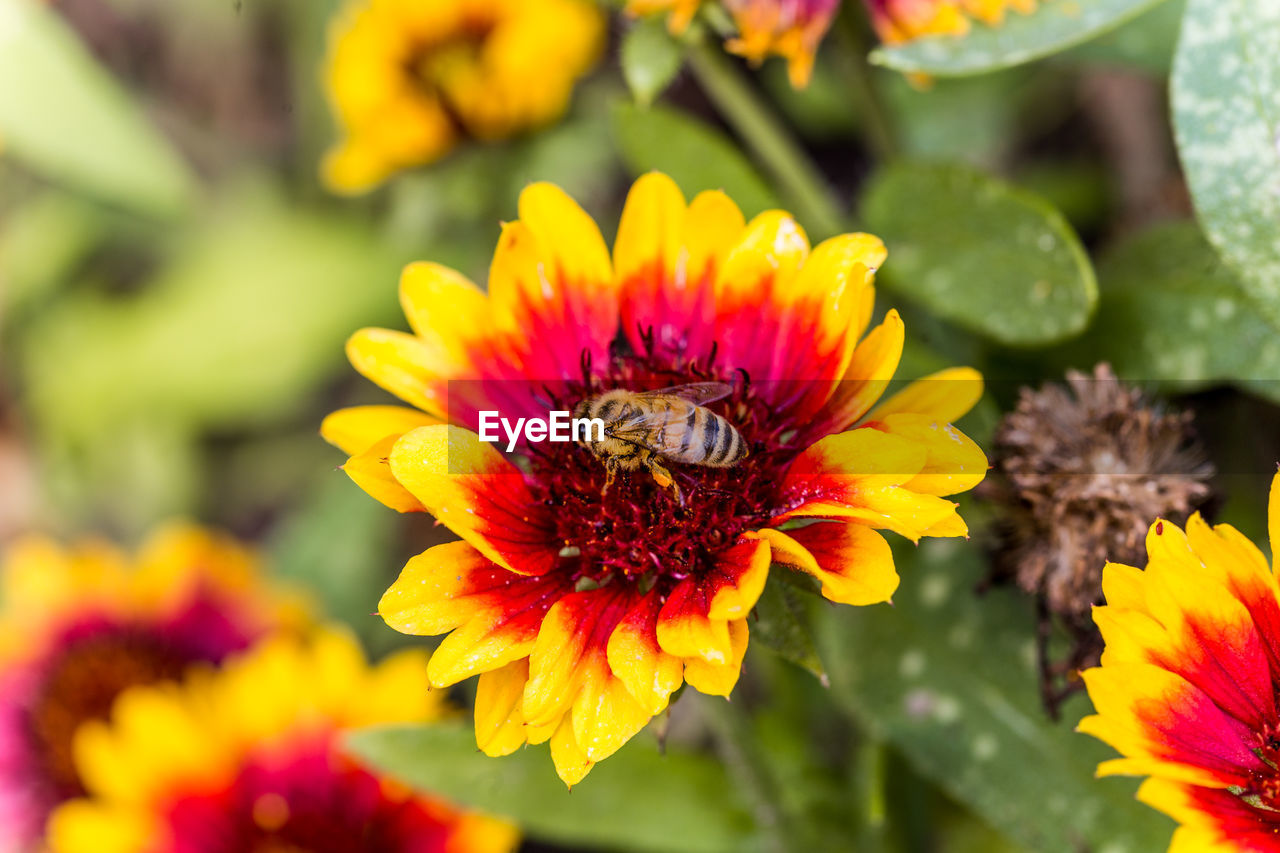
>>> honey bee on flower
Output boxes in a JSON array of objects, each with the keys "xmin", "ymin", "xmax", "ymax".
[
  {"xmin": 574, "ymin": 381, "xmax": 749, "ymax": 500},
  {"xmin": 322, "ymin": 172, "xmax": 989, "ymax": 785}
]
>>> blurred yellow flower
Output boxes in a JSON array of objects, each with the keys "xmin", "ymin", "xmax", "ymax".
[
  {"xmin": 46, "ymin": 628, "xmax": 519, "ymax": 853},
  {"xmin": 322, "ymin": 0, "xmax": 605, "ymax": 194},
  {"xmin": 0, "ymin": 525, "xmax": 311, "ymax": 850}
]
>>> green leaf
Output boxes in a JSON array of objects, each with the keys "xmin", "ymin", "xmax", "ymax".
[
  {"xmin": 347, "ymin": 723, "xmax": 756, "ymax": 853},
  {"xmin": 879, "ymin": 71, "xmax": 1025, "ymax": 166},
  {"xmin": 19, "ymin": 180, "xmax": 410, "ymax": 529},
  {"xmin": 622, "ymin": 16, "xmax": 685, "ymax": 107},
  {"xmin": 1172, "ymin": 0, "xmax": 1280, "ymax": 328},
  {"xmin": 1063, "ymin": 0, "xmax": 1185, "ymax": 74},
  {"xmin": 0, "ymin": 192, "xmax": 105, "ymax": 319},
  {"xmin": 1056, "ymin": 221, "xmax": 1280, "ymax": 401},
  {"xmin": 611, "ymin": 102, "xmax": 781, "ymax": 218},
  {"xmin": 816, "ymin": 539, "xmax": 1176, "ymax": 852},
  {"xmin": 872, "ymin": 0, "xmax": 1170, "ymax": 77},
  {"xmin": 0, "ymin": 0, "xmax": 194, "ymax": 215},
  {"xmin": 751, "ymin": 576, "xmax": 828, "ymax": 686},
  {"xmin": 862, "ymin": 162, "xmax": 1096, "ymax": 346}
]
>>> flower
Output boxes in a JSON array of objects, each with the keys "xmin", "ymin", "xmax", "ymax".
[
  {"xmin": 626, "ymin": 0, "xmax": 838, "ymax": 88},
  {"xmin": 724, "ymin": 0, "xmax": 840, "ymax": 88},
  {"xmin": 46, "ymin": 629, "xmax": 519, "ymax": 853},
  {"xmin": 322, "ymin": 172, "xmax": 988, "ymax": 785},
  {"xmin": 865, "ymin": 0, "xmax": 1037, "ymax": 45},
  {"xmin": 321, "ymin": 0, "xmax": 604, "ymax": 194},
  {"xmin": 1080, "ymin": 472, "xmax": 1280, "ymax": 851},
  {"xmin": 987, "ymin": 364, "xmax": 1211, "ymax": 714},
  {"xmin": 0, "ymin": 525, "xmax": 309, "ymax": 850}
]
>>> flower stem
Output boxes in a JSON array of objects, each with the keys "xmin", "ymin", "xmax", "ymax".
[
  {"xmin": 701, "ymin": 696, "xmax": 795, "ymax": 853},
  {"xmin": 832, "ymin": 9, "xmax": 897, "ymax": 162},
  {"xmin": 687, "ymin": 36, "xmax": 845, "ymax": 239},
  {"xmin": 851, "ymin": 738, "xmax": 889, "ymax": 850}
]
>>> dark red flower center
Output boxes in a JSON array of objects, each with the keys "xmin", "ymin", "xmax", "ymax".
[
  {"xmin": 24, "ymin": 624, "xmax": 194, "ymax": 799},
  {"xmin": 20, "ymin": 594, "xmax": 259, "ymax": 807},
  {"xmin": 166, "ymin": 743, "xmax": 467, "ymax": 853},
  {"xmin": 524, "ymin": 345, "xmax": 806, "ymax": 594}
]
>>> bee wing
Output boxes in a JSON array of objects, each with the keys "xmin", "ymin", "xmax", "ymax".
[
  {"xmin": 596, "ymin": 407, "xmax": 687, "ymax": 454},
  {"xmin": 633, "ymin": 381, "xmax": 733, "ymax": 406}
]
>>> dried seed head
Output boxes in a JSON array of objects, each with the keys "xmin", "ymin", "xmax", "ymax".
[{"xmin": 986, "ymin": 364, "xmax": 1213, "ymax": 713}]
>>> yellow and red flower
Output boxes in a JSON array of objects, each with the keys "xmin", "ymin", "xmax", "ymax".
[
  {"xmin": 0, "ymin": 525, "xmax": 310, "ymax": 850},
  {"xmin": 46, "ymin": 628, "xmax": 518, "ymax": 853},
  {"xmin": 1081, "ymin": 472, "xmax": 1280, "ymax": 851},
  {"xmin": 322, "ymin": 172, "xmax": 988, "ymax": 785},
  {"xmin": 627, "ymin": 0, "xmax": 839, "ymax": 88},
  {"xmin": 865, "ymin": 0, "xmax": 1037, "ymax": 45},
  {"xmin": 322, "ymin": 0, "xmax": 604, "ymax": 194}
]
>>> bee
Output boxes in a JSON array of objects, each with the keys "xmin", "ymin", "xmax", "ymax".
[{"xmin": 573, "ymin": 382, "xmax": 748, "ymax": 498}]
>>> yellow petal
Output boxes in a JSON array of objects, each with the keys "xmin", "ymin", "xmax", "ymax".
[
  {"xmin": 606, "ymin": 593, "xmax": 684, "ymax": 716},
  {"xmin": 388, "ymin": 425, "xmax": 558, "ymax": 575},
  {"xmin": 868, "ymin": 366, "xmax": 985, "ymax": 424},
  {"xmin": 343, "ymin": 435, "xmax": 426, "ymax": 513},
  {"xmin": 46, "ymin": 801, "xmax": 158, "ymax": 853},
  {"xmin": 321, "ymin": 405, "xmax": 440, "ymax": 456},
  {"xmin": 346, "ymin": 327, "xmax": 449, "ymax": 417},
  {"xmin": 759, "ymin": 523, "xmax": 899, "ymax": 606},
  {"xmin": 550, "ymin": 713, "xmax": 594, "ymax": 788},
  {"xmin": 571, "ymin": 656, "xmax": 654, "ymax": 763},
  {"xmin": 706, "ymin": 535, "xmax": 772, "ymax": 620},
  {"xmin": 475, "ymin": 658, "xmax": 532, "ymax": 756},
  {"xmin": 683, "ymin": 618, "xmax": 749, "ymax": 696},
  {"xmin": 378, "ymin": 541, "xmax": 502, "ymax": 636},
  {"xmin": 872, "ymin": 414, "xmax": 988, "ymax": 497}
]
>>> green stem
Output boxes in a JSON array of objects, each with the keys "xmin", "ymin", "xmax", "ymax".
[
  {"xmin": 687, "ymin": 37, "xmax": 845, "ymax": 238},
  {"xmin": 851, "ymin": 738, "xmax": 889, "ymax": 851},
  {"xmin": 701, "ymin": 696, "xmax": 795, "ymax": 853},
  {"xmin": 832, "ymin": 8, "xmax": 897, "ymax": 163}
]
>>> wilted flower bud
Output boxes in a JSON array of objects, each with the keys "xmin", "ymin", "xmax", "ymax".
[{"xmin": 986, "ymin": 364, "xmax": 1212, "ymax": 714}]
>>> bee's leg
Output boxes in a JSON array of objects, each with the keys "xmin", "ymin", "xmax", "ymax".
[
  {"xmin": 646, "ymin": 460, "xmax": 683, "ymax": 505},
  {"xmin": 602, "ymin": 456, "xmax": 621, "ymax": 496}
]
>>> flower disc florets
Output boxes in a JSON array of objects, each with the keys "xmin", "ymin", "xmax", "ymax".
[{"xmin": 323, "ymin": 173, "xmax": 989, "ymax": 785}]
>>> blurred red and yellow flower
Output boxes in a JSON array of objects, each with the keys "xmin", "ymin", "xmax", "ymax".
[
  {"xmin": 0, "ymin": 525, "xmax": 309, "ymax": 850},
  {"xmin": 322, "ymin": 172, "xmax": 988, "ymax": 786},
  {"xmin": 46, "ymin": 629, "xmax": 518, "ymax": 853},
  {"xmin": 865, "ymin": 0, "xmax": 1037, "ymax": 44},
  {"xmin": 322, "ymin": 0, "xmax": 604, "ymax": 194},
  {"xmin": 1081, "ymin": 472, "xmax": 1280, "ymax": 851},
  {"xmin": 628, "ymin": 0, "xmax": 839, "ymax": 87}
]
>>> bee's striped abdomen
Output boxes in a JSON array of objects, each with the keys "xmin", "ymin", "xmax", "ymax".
[{"xmin": 700, "ymin": 410, "xmax": 745, "ymax": 467}]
